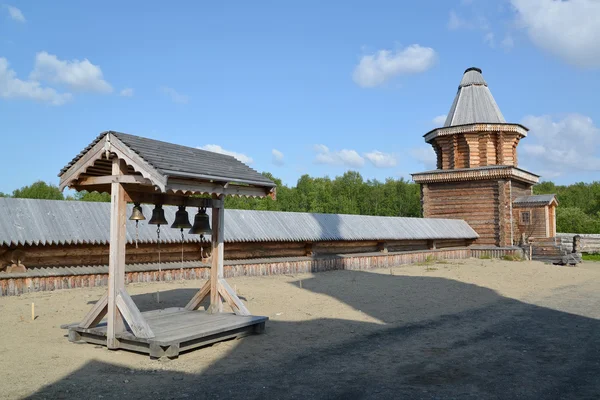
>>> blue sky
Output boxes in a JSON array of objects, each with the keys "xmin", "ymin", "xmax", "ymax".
[{"xmin": 1, "ymin": 0, "xmax": 599, "ymax": 194}]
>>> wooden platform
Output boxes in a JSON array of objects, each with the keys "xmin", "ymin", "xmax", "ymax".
[{"xmin": 67, "ymin": 307, "xmax": 268, "ymax": 358}]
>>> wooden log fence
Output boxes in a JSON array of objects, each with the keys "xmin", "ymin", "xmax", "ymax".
[{"xmin": 0, "ymin": 247, "xmax": 524, "ymax": 296}]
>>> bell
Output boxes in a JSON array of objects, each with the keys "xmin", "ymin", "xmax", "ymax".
[
  {"xmin": 129, "ymin": 203, "xmax": 145, "ymax": 221},
  {"xmin": 148, "ymin": 204, "xmax": 168, "ymax": 226},
  {"xmin": 189, "ymin": 208, "xmax": 212, "ymax": 235},
  {"xmin": 171, "ymin": 205, "xmax": 192, "ymax": 229}
]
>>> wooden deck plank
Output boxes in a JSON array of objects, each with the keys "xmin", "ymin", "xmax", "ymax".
[
  {"xmin": 153, "ymin": 314, "xmax": 247, "ymax": 339},
  {"xmin": 144, "ymin": 312, "xmax": 232, "ymax": 334},
  {"xmin": 149, "ymin": 313, "xmax": 234, "ymax": 334},
  {"xmin": 142, "ymin": 307, "xmax": 186, "ymax": 320},
  {"xmin": 156, "ymin": 316, "xmax": 267, "ymax": 345}
]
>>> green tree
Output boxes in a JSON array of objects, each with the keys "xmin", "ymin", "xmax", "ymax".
[
  {"xmin": 12, "ymin": 181, "xmax": 64, "ymax": 200},
  {"xmin": 0, "ymin": 192, "xmax": 8, "ymax": 198},
  {"xmin": 73, "ymin": 191, "xmax": 111, "ymax": 202}
]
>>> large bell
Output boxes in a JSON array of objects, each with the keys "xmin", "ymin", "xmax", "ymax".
[
  {"xmin": 129, "ymin": 203, "xmax": 145, "ymax": 221},
  {"xmin": 148, "ymin": 204, "xmax": 168, "ymax": 226},
  {"xmin": 189, "ymin": 208, "xmax": 212, "ymax": 235},
  {"xmin": 171, "ymin": 205, "xmax": 192, "ymax": 229}
]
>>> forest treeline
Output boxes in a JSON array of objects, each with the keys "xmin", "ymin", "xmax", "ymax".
[{"xmin": 2, "ymin": 172, "xmax": 598, "ymax": 234}]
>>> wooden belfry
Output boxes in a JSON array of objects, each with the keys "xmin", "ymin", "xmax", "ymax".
[{"xmin": 59, "ymin": 131, "xmax": 275, "ymax": 358}]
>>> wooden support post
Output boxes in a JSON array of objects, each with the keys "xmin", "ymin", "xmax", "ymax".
[
  {"xmin": 208, "ymin": 194, "xmax": 224, "ymax": 314},
  {"xmin": 377, "ymin": 241, "xmax": 388, "ymax": 253},
  {"xmin": 107, "ymin": 158, "xmax": 128, "ymax": 349}
]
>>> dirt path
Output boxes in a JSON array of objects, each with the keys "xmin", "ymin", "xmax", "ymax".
[{"xmin": 1, "ymin": 259, "xmax": 599, "ymax": 399}]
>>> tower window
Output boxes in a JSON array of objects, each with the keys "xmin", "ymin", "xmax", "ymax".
[{"xmin": 520, "ymin": 211, "xmax": 531, "ymax": 225}]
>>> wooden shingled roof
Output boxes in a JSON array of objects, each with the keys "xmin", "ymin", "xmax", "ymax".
[{"xmin": 58, "ymin": 131, "xmax": 276, "ymax": 198}]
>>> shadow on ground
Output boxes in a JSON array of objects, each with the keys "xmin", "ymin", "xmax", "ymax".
[{"xmin": 29, "ymin": 271, "xmax": 600, "ymax": 400}]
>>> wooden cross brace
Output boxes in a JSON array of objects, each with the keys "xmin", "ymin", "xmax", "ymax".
[
  {"xmin": 185, "ymin": 278, "xmax": 250, "ymax": 315},
  {"xmin": 78, "ymin": 288, "xmax": 154, "ymax": 339}
]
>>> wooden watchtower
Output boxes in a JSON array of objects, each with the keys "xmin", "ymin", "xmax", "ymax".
[
  {"xmin": 59, "ymin": 131, "xmax": 276, "ymax": 358},
  {"xmin": 412, "ymin": 68, "xmax": 551, "ymax": 247}
]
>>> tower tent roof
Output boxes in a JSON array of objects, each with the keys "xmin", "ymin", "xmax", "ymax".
[{"xmin": 443, "ymin": 67, "xmax": 505, "ymax": 127}]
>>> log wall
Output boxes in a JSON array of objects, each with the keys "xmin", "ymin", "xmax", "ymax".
[
  {"xmin": 422, "ymin": 180, "xmax": 500, "ymax": 245},
  {"xmin": 0, "ymin": 246, "xmax": 524, "ymax": 296},
  {"xmin": 0, "ymin": 238, "xmax": 471, "ymax": 271},
  {"xmin": 431, "ymin": 131, "xmax": 521, "ymax": 170}
]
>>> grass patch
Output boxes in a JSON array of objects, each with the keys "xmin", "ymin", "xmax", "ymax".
[
  {"xmin": 502, "ymin": 254, "xmax": 523, "ymax": 262},
  {"xmin": 416, "ymin": 255, "xmax": 437, "ymax": 266},
  {"xmin": 582, "ymin": 253, "xmax": 600, "ymax": 262},
  {"xmin": 417, "ymin": 255, "xmax": 450, "ymax": 267}
]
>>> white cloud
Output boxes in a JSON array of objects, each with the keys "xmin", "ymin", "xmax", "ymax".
[
  {"xmin": 432, "ymin": 114, "xmax": 447, "ymax": 126},
  {"xmin": 160, "ymin": 86, "xmax": 188, "ymax": 104},
  {"xmin": 448, "ymin": 10, "xmax": 467, "ymax": 30},
  {"xmin": 30, "ymin": 52, "xmax": 112, "ymax": 93},
  {"xmin": 352, "ymin": 44, "xmax": 437, "ymax": 88},
  {"xmin": 410, "ymin": 146, "xmax": 437, "ymax": 170},
  {"xmin": 447, "ymin": 10, "xmax": 497, "ymax": 48},
  {"xmin": 119, "ymin": 88, "xmax": 134, "ymax": 97},
  {"xmin": 313, "ymin": 144, "xmax": 329, "ymax": 153},
  {"xmin": 272, "ymin": 149, "xmax": 284, "ymax": 166},
  {"xmin": 483, "ymin": 32, "xmax": 495, "ymax": 48},
  {"xmin": 501, "ymin": 34, "xmax": 514, "ymax": 51},
  {"xmin": 0, "ymin": 57, "xmax": 72, "ymax": 106},
  {"xmin": 314, "ymin": 144, "xmax": 365, "ymax": 168},
  {"xmin": 511, "ymin": 0, "xmax": 600, "ymax": 68},
  {"xmin": 199, "ymin": 144, "xmax": 253, "ymax": 164},
  {"xmin": 4, "ymin": 5, "xmax": 25, "ymax": 22},
  {"xmin": 364, "ymin": 150, "xmax": 397, "ymax": 168},
  {"xmin": 520, "ymin": 114, "xmax": 600, "ymax": 176},
  {"xmin": 337, "ymin": 150, "xmax": 364, "ymax": 168}
]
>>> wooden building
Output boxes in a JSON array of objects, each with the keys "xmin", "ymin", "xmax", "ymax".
[{"xmin": 412, "ymin": 67, "xmax": 557, "ymax": 246}]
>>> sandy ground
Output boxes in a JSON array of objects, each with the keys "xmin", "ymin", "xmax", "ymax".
[{"xmin": 1, "ymin": 258, "xmax": 600, "ymax": 399}]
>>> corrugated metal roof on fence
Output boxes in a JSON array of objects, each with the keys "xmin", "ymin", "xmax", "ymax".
[
  {"xmin": 0, "ymin": 198, "xmax": 478, "ymax": 247},
  {"xmin": 513, "ymin": 194, "xmax": 557, "ymax": 205}
]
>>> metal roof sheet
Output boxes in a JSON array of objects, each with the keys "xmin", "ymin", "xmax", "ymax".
[
  {"xmin": 58, "ymin": 131, "xmax": 275, "ymax": 188},
  {"xmin": 513, "ymin": 194, "xmax": 557, "ymax": 205},
  {"xmin": 0, "ymin": 198, "xmax": 478, "ymax": 246},
  {"xmin": 444, "ymin": 68, "xmax": 505, "ymax": 127}
]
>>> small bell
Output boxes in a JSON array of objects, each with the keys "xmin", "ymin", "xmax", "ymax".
[
  {"xmin": 129, "ymin": 203, "xmax": 145, "ymax": 221},
  {"xmin": 171, "ymin": 206, "xmax": 192, "ymax": 229},
  {"xmin": 129, "ymin": 203, "xmax": 145, "ymax": 249},
  {"xmin": 148, "ymin": 204, "xmax": 168, "ymax": 226},
  {"xmin": 189, "ymin": 208, "xmax": 212, "ymax": 235}
]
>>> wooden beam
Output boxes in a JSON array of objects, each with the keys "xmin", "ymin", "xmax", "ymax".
[
  {"xmin": 116, "ymin": 289, "xmax": 154, "ymax": 339},
  {"xmin": 208, "ymin": 194, "xmax": 225, "ymax": 314},
  {"xmin": 218, "ymin": 279, "xmax": 250, "ymax": 316},
  {"xmin": 59, "ymin": 137, "xmax": 110, "ymax": 191},
  {"xmin": 166, "ymin": 179, "xmax": 273, "ymax": 199},
  {"xmin": 126, "ymin": 191, "xmax": 223, "ymax": 209},
  {"xmin": 107, "ymin": 158, "xmax": 128, "ymax": 349},
  {"xmin": 184, "ymin": 279, "xmax": 211, "ymax": 311},
  {"xmin": 77, "ymin": 175, "xmax": 153, "ymax": 186},
  {"xmin": 78, "ymin": 292, "xmax": 108, "ymax": 329}
]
